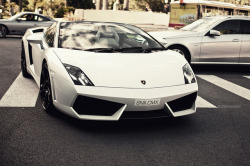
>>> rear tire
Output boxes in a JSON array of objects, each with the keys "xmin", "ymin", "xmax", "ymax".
[
  {"xmin": 40, "ymin": 62, "xmax": 55, "ymax": 114},
  {"xmin": 169, "ymin": 45, "xmax": 191, "ymax": 63},
  {"xmin": 0, "ymin": 25, "xmax": 7, "ymax": 38},
  {"xmin": 21, "ymin": 44, "xmax": 31, "ymax": 78}
]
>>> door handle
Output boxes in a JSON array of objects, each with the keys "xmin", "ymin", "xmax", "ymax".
[
  {"xmin": 232, "ymin": 39, "xmax": 239, "ymax": 42},
  {"xmin": 34, "ymin": 24, "xmax": 38, "ymax": 27}
]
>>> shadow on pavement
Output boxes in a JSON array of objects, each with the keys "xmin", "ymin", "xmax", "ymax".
[
  {"xmin": 48, "ymin": 107, "xmax": 196, "ymax": 134},
  {"xmin": 1, "ymin": 35, "xmax": 23, "ymax": 39}
]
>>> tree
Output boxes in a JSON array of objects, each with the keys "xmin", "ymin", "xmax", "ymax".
[
  {"xmin": 123, "ymin": 0, "xmax": 129, "ymax": 10},
  {"xmin": 67, "ymin": 0, "xmax": 95, "ymax": 9},
  {"xmin": 19, "ymin": 0, "xmax": 22, "ymax": 11},
  {"xmin": 96, "ymin": 0, "xmax": 101, "ymax": 10},
  {"xmin": 129, "ymin": 0, "xmax": 164, "ymax": 12},
  {"xmin": 103, "ymin": 0, "xmax": 108, "ymax": 10}
]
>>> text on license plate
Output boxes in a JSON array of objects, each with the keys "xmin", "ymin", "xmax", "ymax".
[{"xmin": 135, "ymin": 99, "xmax": 160, "ymax": 106}]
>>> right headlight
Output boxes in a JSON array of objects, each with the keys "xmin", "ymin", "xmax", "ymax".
[
  {"xmin": 183, "ymin": 63, "xmax": 196, "ymax": 84},
  {"xmin": 63, "ymin": 64, "xmax": 94, "ymax": 86}
]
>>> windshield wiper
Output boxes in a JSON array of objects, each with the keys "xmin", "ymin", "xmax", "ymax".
[
  {"xmin": 84, "ymin": 48, "xmax": 122, "ymax": 53},
  {"xmin": 84, "ymin": 47, "xmax": 164, "ymax": 53},
  {"xmin": 84, "ymin": 47, "xmax": 144, "ymax": 53}
]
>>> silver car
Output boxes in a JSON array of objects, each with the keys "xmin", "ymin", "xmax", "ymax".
[
  {"xmin": 149, "ymin": 16, "xmax": 250, "ymax": 64},
  {"xmin": 0, "ymin": 12, "xmax": 55, "ymax": 37}
]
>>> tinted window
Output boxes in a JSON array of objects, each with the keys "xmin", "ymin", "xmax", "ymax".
[
  {"xmin": 242, "ymin": 21, "xmax": 250, "ymax": 34},
  {"xmin": 19, "ymin": 14, "xmax": 36, "ymax": 21},
  {"xmin": 44, "ymin": 23, "xmax": 57, "ymax": 47},
  {"xmin": 38, "ymin": 16, "xmax": 50, "ymax": 22},
  {"xmin": 213, "ymin": 20, "xmax": 241, "ymax": 35}
]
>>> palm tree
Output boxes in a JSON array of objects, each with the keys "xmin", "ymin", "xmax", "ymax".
[
  {"xmin": 19, "ymin": 0, "xmax": 23, "ymax": 12},
  {"xmin": 102, "ymin": 0, "xmax": 108, "ymax": 10},
  {"xmin": 96, "ymin": 0, "xmax": 101, "ymax": 10},
  {"xmin": 123, "ymin": 0, "xmax": 129, "ymax": 10}
]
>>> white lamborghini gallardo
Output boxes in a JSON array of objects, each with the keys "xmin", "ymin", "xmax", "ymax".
[{"xmin": 21, "ymin": 21, "xmax": 198, "ymax": 121}]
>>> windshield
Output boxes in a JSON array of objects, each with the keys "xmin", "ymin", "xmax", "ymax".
[
  {"xmin": 7, "ymin": 13, "xmax": 24, "ymax": 20},
  {"xmin": 58, "ymin": 22, "xmax": 164, "ymax": 52},
  {"xmin": 181, "ymin": 17, "xmax": 221, "ymax": 32}
]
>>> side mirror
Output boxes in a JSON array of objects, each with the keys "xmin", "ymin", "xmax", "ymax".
[
  {"xmin": 27, "ymin": 34, "xmax": 44, "ymax": 49},
  {"xmin": 16, "ymin": 18, "xmax": 22, "ymax": 22},
  {"xmin": 209, "ymin": 30, "xmax": 220, "ymax": 36}
]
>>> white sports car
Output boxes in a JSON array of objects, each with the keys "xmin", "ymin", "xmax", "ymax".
[{"xmin": 21, "ymin": 21, "xmax": 198, "ymax": 121}]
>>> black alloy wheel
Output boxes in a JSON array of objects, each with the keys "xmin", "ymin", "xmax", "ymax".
[
  {"xmin": 40, "ymin": 63, "xmax": 55, "ymax": 114},
  {"xmin": 21, "ymin": 44, "xmax": 31, "ymax": 78},
  {"xmin": 0, "ymin": 25, "xmax": 7, "ymax": 38}
]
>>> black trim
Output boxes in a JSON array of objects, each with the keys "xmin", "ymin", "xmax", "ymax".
[
  {"xmin": 120, "ymin": 108, "xmax": 172, "ymax": 119},
  {"xmin": 28, "ymin": 43, "xmax": 33, "ymax": 65},
  {"xmin": 73, "ymin": 95, "xmax": 124, "ymax": 116},
  {"xmin": 32, "ymin": 28, "xmax": 44, "ymax": 33},
  {"xmin": 167, "ymin": 92, "xmax": 197, "ymax": 112}
]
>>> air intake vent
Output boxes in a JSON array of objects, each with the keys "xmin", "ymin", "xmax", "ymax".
[
  {"xmin": 73, "ymin": 95, "xmax": 124, "ymax": 116},
  {"xmin": 167, "ymin": 92, "xmax": 197, "ymax": 112},
  {"xmin": 32, "ymin": 28, "xmax": 44, "ymax": 33}
]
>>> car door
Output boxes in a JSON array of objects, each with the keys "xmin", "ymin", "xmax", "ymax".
[
  {"xmin": 12, "ymin": 14, "xmax": 39, "ymax": 34},
  {"xmin": 239, "ymin": 20, "xmax": 250, "ymax": 63},
  {"xmin": 200, "ymin": 20, "xmax": 242, "ymax": 63},
  {"xmin": 32, "ymin": 23, "xmax": 56, "ymax": 78}
]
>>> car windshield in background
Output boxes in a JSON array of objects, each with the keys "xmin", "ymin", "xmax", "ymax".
[
  {"xmin": 181, "ymin": 17, "xmax": 221, "ymax": 32},
  {"xmin": 59, "ymin": 22, "xmax": 164, "ymax": 52}
]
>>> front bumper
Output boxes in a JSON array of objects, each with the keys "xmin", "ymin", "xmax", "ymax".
[{"xmin": 51, "ymin": 74, "xmax": 198, "ymax": 121}]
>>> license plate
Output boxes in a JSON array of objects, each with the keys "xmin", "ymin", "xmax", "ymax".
[{"xmin": 135, "ymin": 99, "xmax": 160, "ymax": 106}]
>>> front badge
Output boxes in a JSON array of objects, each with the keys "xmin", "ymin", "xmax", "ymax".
[{"xmin": 141, "ymin": 80, "xmax": 146, "ymax": 85}]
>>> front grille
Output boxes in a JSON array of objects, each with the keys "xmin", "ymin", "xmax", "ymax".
[
  {"xmin": 73, "ymin": 95, "xmax": 124, "ymax": 116},
  {"xmin": 167, "ymin": 92, "xmax": 197, "ymax": 112},
  {"xmin": 120, "ymin": 109, "xmax": 172, "ymax": 119}
]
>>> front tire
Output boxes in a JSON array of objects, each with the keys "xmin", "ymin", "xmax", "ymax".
[
  {"xmin": 169, "ymin": 45, "xmax": 191, "ymax": 63},
  {"xmin": 0, "ymin": 25, "xmax": 7, "ymax": 38},
  {"xmin": 40, "ymin": 62, "xmax": 55, "ymax": 114},
  {"xmin": 21, "ymin": 44, "xmax": 31, "ymax": 78}
]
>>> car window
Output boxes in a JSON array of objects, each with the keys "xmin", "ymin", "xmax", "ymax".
[
  {"xmin": 242, "ymin": 20, "xmax": 250, "ymax": 34},
  {"xmin": 213, "ymin": 20, "xmax": 241, "ymax": 35},
  {"xmin": 38, "ymin": 16, "xmax": 50, "ymax": 22},
  {"xmin": 18, "ymin": 14, "xmax": 36, "ymax": 21},
  {"xmin": 181, "ymin": 17, "xmax": 221, "ymax": 32},
  {"xmin": 44, "ymin": 23, "xmax": 57, "ymax": 47}
]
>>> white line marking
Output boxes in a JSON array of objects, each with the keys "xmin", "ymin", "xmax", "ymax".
[
  {"xmin": 0, "ymin": 73, "xmax": 39, "ymax": 107},
  {"xmin": 196, "ymin": 96, "xmax": 217, "ymax": 108},
  {"xmin": 197, "ymin": 75, "xmax": 250, "ymax": 101},
  {"xmin": 243, "ymin": 76, "xmax": 250, "ymax": 79}
]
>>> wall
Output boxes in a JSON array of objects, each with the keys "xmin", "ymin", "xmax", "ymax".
[{"xmin": 74, "ymin": 9, "xmax": 170, "ymax": 26}]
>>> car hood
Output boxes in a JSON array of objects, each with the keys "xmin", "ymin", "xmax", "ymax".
[
  {"xmin": 54, "ymin": 49, "xmax": 187, "ymax": 88},
  {"xmin": 149, "ymin": 30, "xmax": 198, "ymax": 42}
]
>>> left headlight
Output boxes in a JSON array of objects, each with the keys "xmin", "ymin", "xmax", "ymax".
[
  {"xmin": 63, "ymin": 64, "xmax": 94, "ymax": 86},
  {"xmin": 183, "ymin": 63, "xmax": 196, "ymax": 84}
]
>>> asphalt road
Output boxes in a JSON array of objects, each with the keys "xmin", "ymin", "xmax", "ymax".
[{"xmin": 0, "ymin": 36, "xmax": 250, "ymax": 166}]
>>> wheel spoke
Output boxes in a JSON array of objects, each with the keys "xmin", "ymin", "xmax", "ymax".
[{"xmin": 40, "ymin": 63, "xmax": 53, "ymax": 112}]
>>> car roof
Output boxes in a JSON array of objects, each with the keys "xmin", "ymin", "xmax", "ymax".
[{"xmin": 203, "ymin": 15, "xmax": 250, "ymax": 20}]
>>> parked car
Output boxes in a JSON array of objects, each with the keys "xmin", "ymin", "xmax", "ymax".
[
  {"xmin": 21, "ymin": 21, "xmax": 198, "ymax": 120},
  {"xmin": 149, "ymin": 16, "xmax": 250, "ymax": 64},
  {"xmin": 0, "ymin": 12, "xmax": 55, "ymax": 37}
]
